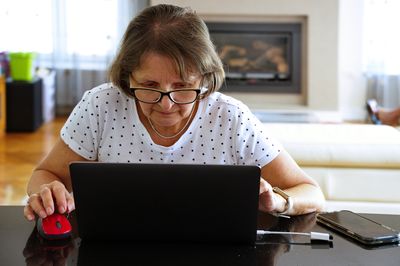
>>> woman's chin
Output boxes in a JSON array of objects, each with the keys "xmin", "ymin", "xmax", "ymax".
[
  {"xmin": 152, "ymin": 118, "xmax": 180, "ymax": 128},
  {"xmin": 152, "ymin": 114, "xmax": 180, "ymax": 124}
]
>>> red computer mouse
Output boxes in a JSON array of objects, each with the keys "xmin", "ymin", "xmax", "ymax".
[{"xmin": 37, "ymin": 213, "xmax": 72, "ymax": 240}]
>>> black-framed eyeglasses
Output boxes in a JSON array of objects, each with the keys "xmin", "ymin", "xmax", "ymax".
[{"xmin": 129, "ymin": 88, "xmax": 201, "ymax": 104}]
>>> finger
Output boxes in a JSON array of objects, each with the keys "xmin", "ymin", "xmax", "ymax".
[
  {"xmin": 23, "ymin": 205, "xmax": 36, "ymax": 221},
  {"xmin": 25, "ymin": 255, "xmax": 47, "ymax": 266},
  {"xmin": 259, "ymin": 178, "xmax": 265, "ymax": 194},
  {"xmin": 62, "ymin": 244, "xmax": 73, "ymax": 258},
  {"xmin": 55, "ymin": 257, "xmax": 68, "ymax": 266},
  {"xmin": 66, "ymin": 192, "xmax": 75, "ymax": 213},
  {"xmin": 53, "ymin": 185, "xmax": 67, "ymax": 214},
  {"xmin": 40, "ymin": 187, "xmax": 54, "ymax": 216},
  {"xmin": 22, "ymin": 245, "xmax": 41, "ymax": 260},
  {"xmin": 28, "ymin": 194, "xmax": 47, "ymax": 219},
  {"xmin": 259, "ymin": 178, "xmax": 271, "ymax": 194},
  {"xmin": 51, "ymin": 252, "xmax": 65, "ymax": 266},
  {"xmin": 42, "ymin": 257, "xmax": 53, "ymax": 266},
  {"xmin": 258, "ymin": 191, "xmax": 274, "ymax": 212}
]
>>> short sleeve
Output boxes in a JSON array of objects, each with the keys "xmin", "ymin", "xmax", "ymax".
[
  {"xmin": 61, "ymin": 90, "xmax": 100, "ymax": 160},
  {"xmin": 233, "ymin": 105, "xmax": 282, "ymax": 167}
]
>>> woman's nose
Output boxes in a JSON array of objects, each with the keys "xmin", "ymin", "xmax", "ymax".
[{"xmin": 158, "ymin": 94, "xmax": 174, "ymax": 109}]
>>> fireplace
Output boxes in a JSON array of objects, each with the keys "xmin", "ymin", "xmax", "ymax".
[{"xmin": 207, "ymin": 22, "xmax": 302, "ymax": 94}]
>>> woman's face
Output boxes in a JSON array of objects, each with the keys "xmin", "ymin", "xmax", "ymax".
[{"xmin": 130, "ymin": 53, "xmax": 202, "ymax": 132}]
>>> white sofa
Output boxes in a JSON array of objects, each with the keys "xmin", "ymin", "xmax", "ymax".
[{"xmin": 263, "ymin": 123, "xmax": 400, "ymax": 214}]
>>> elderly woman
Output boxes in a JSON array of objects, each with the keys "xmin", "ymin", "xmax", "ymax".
[{"xmin": 24, "ymin": 4, "xmax": 324, "ymax": 221}]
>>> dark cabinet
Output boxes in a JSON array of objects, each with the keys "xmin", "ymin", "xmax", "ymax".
[{"xmin": 6, "ymin": 78, "xmax": 43, "ymax": 132}]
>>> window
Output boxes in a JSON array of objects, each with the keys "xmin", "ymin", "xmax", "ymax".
[
  {"xmin": 363, "ymin": 0, "xmax": 400, "ymax": 75},
  {"xmin": 0, "ymin": 0, "xmax": 120, "ymax": 69},
  {"xmin": 0, "ymin": 0, "xmax": 53, "ymax": 53},
  {"xmin": 64, "ymin": 0, "xmax": 118, "ymax": 56}
]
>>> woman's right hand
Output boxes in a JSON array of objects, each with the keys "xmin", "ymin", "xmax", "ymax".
[{"xmin": 24, "ymin": 180, "xmax": 75, "ymax": 221}]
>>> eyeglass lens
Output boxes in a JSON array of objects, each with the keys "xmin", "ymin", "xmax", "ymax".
[{"xmin": 133, "ymin": 89, "xmax": 198, "ymax": 103}]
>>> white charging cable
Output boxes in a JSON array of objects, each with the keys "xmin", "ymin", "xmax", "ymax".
[{"xmin": 257, "ymin": 230, "xmax": 333, "ymax": 241}]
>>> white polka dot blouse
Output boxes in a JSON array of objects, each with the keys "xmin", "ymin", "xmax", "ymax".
[{"xmin": 61, "ymin": 83, "xmax": 282, "ymax": 167}]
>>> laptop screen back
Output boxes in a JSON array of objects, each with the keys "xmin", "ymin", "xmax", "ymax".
[{"xmin": 70, "ymin": 163, "xmax": 260, "ymax": 245}]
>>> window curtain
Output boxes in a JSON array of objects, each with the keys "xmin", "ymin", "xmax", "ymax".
[
  {"xmin": 0, "ymin": 0, "xmax": 148, "ymax": 114},
  {"xmin": 363, "ymin": 0, "xmax": 400, "ymax": 109}
]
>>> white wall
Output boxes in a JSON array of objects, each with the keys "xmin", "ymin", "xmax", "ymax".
[{"xmin": 151, "ymin": 0, "xmax": 367, "ymax": 121}]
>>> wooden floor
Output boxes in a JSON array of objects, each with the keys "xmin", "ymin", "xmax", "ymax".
[{"xmin": 0, "ymin": 117, "xmax": 66, "ymax": 205}]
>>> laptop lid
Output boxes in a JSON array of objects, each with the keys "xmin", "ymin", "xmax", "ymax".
[{"xmin": 70, "ymin": 162, "xmax": 260, "ymax": 245}]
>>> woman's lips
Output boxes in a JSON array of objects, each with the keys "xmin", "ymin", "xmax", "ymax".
[{"xmin": 157, "ymin": 111, "xmax": 175, "ymax": 116}]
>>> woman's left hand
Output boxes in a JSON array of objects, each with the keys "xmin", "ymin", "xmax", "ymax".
[{"xmin": 258, "ymin": 178, "xmax": 283, "ymax": 213}]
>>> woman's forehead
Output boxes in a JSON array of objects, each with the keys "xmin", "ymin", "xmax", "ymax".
[{"xmin": 133, "ymin": 52, "xmax": 200, "ymax": 82}]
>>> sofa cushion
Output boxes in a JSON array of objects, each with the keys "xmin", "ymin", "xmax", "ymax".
[
  {"xmin": 263, "ymin": 123, "xmax": 400, "ymax": 168},
  {"xmin": 302, "ymin": 167, "xmax": 400, "ymax": 202}
]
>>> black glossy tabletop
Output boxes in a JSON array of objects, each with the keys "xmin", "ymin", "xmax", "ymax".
[{"xmin": 1, "ymin": 206, "xmax": 399, "ymax": 265}]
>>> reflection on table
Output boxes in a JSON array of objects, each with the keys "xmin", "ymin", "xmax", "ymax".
[{"xmin": 1, "ymin": 206, "xmax": 398, "ymax": 266}]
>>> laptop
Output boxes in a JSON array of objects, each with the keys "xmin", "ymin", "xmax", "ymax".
[{"xmin": 69, "ymin": 162, "xmax": 260, "ymax": 245}]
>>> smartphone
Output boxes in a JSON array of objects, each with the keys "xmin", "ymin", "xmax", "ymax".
[{"xmin": 316, "ymin": 210, "xmax": 400, "ymax": 245}]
